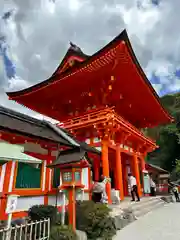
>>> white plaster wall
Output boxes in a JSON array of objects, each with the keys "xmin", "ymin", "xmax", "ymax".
[
  {"xmin": 15, "ymin": 193, "xmax": 89, "ymax": 212},
  {"xmin": 94, "ymin": 137, "xmax": 100, "ymax": 143},
  {"xmin": 8, "ymin": 161, "xmax": 16, "ymax": 192},
  {"xmin": 60, "ymin": 173, "xmax": 62, "ymax": 187},
  {"xmin": 124, "ymin": 145, "xmax": 129, "ymax": 151},
  {"xmin": 48, "ymin": 194, "xmax": 68, "ymax": 206},
  {"xmin": 76, "ymin": 191, "xmax": 89, "ymax": 201},
  {"xmin": 82, "ymin": 168, "xmax": 89, "ymax": 190},
  {"xmin": 95, "ymin": 147, "xmax": 101, "ymax": 151},
  {"xmin": 85, "ymin": 139, "xmax": 90, "ymax": 144},
  {"xmin": 83, "ymin": 192, "xmax": 89, "ymax": 200},
  {"xmin": 49, "ymin": 169, "xmax": 52, "ymax": 191},
  {"xmin": 85, "ymin": 137, "xmax": 100, "ymax": 144},
  {"xmin": 42, "ymin": 161, "xmax": 46, "ymax": 191},
  {"xmin": 0, "ymin": 164, "xmax": 6, "ymax": 192},
  {"xmin": 16, "ymin": 196, "xmax": 44, "ymax": 211},
  {"xmin": 76, "ymin": 191, "xmax": 82, "ymax": 201}
]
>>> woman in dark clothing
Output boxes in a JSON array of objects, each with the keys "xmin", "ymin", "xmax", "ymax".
[
  {"xmin": 91, "ymin": 175, "xmax": 106, "ymax": 203},
  {"xmin": 92, "ymin": 192, "xmax": 102, "ymax": 203}
]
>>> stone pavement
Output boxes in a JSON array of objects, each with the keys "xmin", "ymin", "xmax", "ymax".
[{"xmin": 113, "ymin": 202, "xmax": 180, "ymax": 240}]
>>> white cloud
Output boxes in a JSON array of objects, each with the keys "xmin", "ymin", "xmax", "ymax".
[
  {"xmin": 152, "ymin": 83, "xmax": 163, "ymax": 93},
  {"xmin": 0, "ymin": 0, "xmax": 180, "ymax": 119},
  {"xmin": 169, "ymin": 78, "xmax": 180, "ymax": 92},
  {"xmin": 7, "ymin": 75, "xmax": 28, "ymax": 91}
]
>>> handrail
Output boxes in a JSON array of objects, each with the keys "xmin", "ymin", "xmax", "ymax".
[{"xmin": 62, "ymin": 107, "xmax": 114, "ymax": 126}]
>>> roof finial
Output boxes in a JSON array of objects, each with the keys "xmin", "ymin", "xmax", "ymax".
[{"xmin": 69, "ymin": 42, "xmax": 82, "ymax": 52}]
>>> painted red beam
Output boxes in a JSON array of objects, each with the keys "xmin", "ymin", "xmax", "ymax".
[
  {"xmin": 62, "ymin": 108, "xmax": 156, "ymax": 148},
  {"xmin": 0, "ymin": 130, "xmax": 58, "ymax": 149}
]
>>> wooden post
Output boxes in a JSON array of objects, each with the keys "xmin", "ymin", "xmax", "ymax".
[
  {"xmin": 44, "ymin": 149, "xmax": 52, "ymax": 205},
  {"xmin": 68, "ymin": 187, "xmax": 76, "ymax": 231},
  {"xmin": 133, "ymin": 153, "xmax": 142, "ymax": 197},
  {"xmin": 0, "ymin": 162, "xmax": 13, "ymax": 220},
  {"xmin": 121, "ymin": 159, "xmax": 128, "ymax": 196},
  {"xmin": 123, "ymin": 166, "xmax": 128, "ymax": 196},
  {"xmin": 115, "ymin": 145, "xmax": 124, "ymax": 200},
  {"xmin": 90, "ymin": 137, "xmax": 100, "ymax": 181},
  {"xmin": 94, "ymin": 157, "xmax": 100, "ymax": 181},
  {"xmin": 101, "ymin": 140, "xmax": 111, "ymax": 203}
]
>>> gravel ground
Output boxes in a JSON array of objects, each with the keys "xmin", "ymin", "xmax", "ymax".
[{"xmin": 113, "ymin": 203, "xmax": 180, "ymax": 240}]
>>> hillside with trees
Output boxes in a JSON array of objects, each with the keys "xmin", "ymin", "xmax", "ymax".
[{"xmin": 145, "ymin": 93, "xmax": 180, "ymax": 180}]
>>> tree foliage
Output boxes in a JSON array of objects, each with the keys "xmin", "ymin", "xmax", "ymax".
[
  {"xmin": 76, "ymin": 200, "xmax": 116, "ymax": 240},
  {"xmin": 175, "ymin": 159, "xmax": 180, "ymax": 174},
  {"xmin": 50, "ymin": 225, "xmax": 77, "ymax": 240},
  {"xmin": 145, "ymin": 93, "xmax": 180, "ymax": 175}
]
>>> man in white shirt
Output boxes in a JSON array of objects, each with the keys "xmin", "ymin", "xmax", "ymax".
[
  {"xmin": 150, "ymin": 175, "xmax": 156, "ymax": 196},
  {"xmin": 128, "ymin": 173, "xmax": 140, "ymax": 202}
]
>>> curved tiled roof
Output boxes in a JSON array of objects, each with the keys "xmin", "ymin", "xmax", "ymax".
[
  {"xmin": 0, "ymin": 105, "xmax": 100, "ymax": 154},
  {"xmin": 6, "ymin": 29, "xmax": 173, "ymax": 127}
]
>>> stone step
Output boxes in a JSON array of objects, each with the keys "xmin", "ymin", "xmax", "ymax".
[
  {"xmin": 109, "ymin": 197, "xmax": 169, "ymax": 231},
  {"xmin": 129, "ymin": 197, "xmax": 165, "ymax": 218},
  {"xmin": 129, "ymin": 197, "xmax": 164, "ymax": 212},
  {"xmin": 114, "ymin": 197, "xmax": 162, "ymax": 212},
  {"xmin": 109, "ymin": 197, "xmax": 166, "ymax": 219},
  {"xmin": 133, "ymin": 201, "xmax": 165, "ymax": 218}
]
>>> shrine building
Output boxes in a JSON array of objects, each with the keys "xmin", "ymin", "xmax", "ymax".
[
  {"xmin": 7, "ymin": 29, "xmax": 173, "ymax": 203},
  {"xmin": 0, "ymin": 106, "xmax": 99, "ymax": 220}
]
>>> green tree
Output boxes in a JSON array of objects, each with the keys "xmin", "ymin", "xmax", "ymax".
[{"xmin": 146, "ymin": 93, "xmax": 180, "ymax": 174}]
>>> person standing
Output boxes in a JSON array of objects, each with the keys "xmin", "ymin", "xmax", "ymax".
[
  {"xmin": 128, "ymin": 173, "xmax": 140, "ymax": 202},
  {"xmin": 150, "ymin": 176, "xmax": 156, "ymax": 196},
  {"xmin": 172, "ymin": 185, "xmax": 180, "ymax": 202},
  {"xmin": 168, "ymin": 179, "xmax": 173, "ymax": 194},
  {"xmin": 91, "ymin": 175, "xmax": 108, "ymax": 203},
  {"xmin": 90, "ymin": 180, "xmax": 103, "ymax": 203}
]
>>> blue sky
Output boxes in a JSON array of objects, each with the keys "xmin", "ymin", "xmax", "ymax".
[{"xmin": 0, "ymin": 0, "xmax": 180, "ymax": 119}]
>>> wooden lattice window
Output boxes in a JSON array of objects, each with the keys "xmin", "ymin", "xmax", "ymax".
[{"xmin": 15, "ymin": 162, "xmax": 42, "ymax": 189}]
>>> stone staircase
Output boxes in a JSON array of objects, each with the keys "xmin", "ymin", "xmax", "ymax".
[
  {"xmin": 110, "ymin": 196, "xmax": 167, "ymax": 219},
  {"xmin": 129, "ymin": 197, "xmax": 166, "ymax": 218}
]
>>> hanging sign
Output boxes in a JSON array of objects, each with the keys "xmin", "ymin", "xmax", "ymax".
[{"xmin": 6, "ymin": 195, "xmax": 18, "ymax": 214}]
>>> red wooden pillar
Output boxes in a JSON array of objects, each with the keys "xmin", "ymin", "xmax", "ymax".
[
  {"xmin": 115, "ymin": 145, "xmax": 124, "ymax": 200},
  {"xmin": 101, "ymin": 139, "xmax": 111, "ymax": 203},
  {"xmin": 90, "ymin": 137, "xmax": 100, "ymax": 182},
  {"xmin": 122, "ymin": 160, "xmax": 128, "ymax": 196},
  {"xmin": 113, "ymin": 160, "xmax": 118, "ymax": 191},
  {"xmin": 94, "ymin": 157, "xmax": 100, "ymax": 181},
  {"xmin": 88, "ymin": 167, "xmax": 92, "ymax": 200},
  {"xmin": 89, "ymin": 137, "xmax": 93, "ymax": 199},
  {"xmin": 0, "ymin": 162, "xmax": 13, "ymax": 220},
  {"xmin": 44, "ymin": 149, "xmax": 52, "ymax": 205},
  {"xmin": 133, "ymin": 153, "xmax": 142, "ymax": 197},
  {"xmin": 68, "ymin": 187, "xmax": 76, "ymax": 231}
]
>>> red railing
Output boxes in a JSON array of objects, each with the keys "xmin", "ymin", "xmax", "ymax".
[{"xmin": 59, "ymin": 108, "xmax": 156, "ymax": 147}]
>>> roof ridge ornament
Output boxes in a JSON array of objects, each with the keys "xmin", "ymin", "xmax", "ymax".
[{"xmin": 69, "ymin": 42, "xmax": 82, "ymax": 53}]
